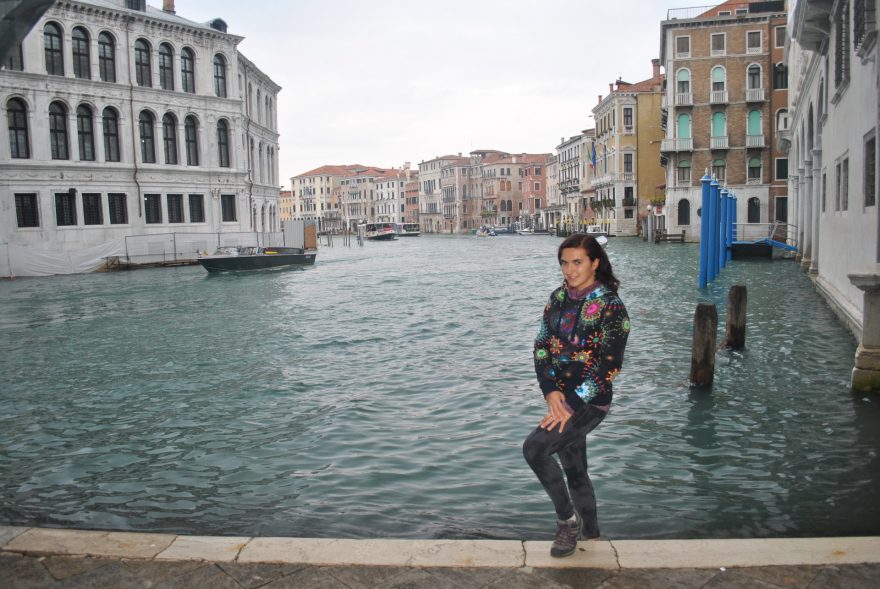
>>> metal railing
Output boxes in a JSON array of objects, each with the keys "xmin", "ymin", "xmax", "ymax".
[
  {"xmin": 710, "ymin": 136, "xmax": 729, "ymax": 149},
  {"xmin": 710, "ymin": 90, "xmax": 729, "ymax": 103},
  {"xmin": 746, "ymin": 134, "xmax": 766, "ymax": 148},
  {"xmin": 122, "ymin": 231, "xmax": 285, "ymax": 265},
  {"xmin": 746, "ymin": 88, "xmax": 765, "ymax": 101}
]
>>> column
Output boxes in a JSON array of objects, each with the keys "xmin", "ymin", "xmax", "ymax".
[
  {"xmin": 849, "ymin": 268, "xmax": 880, "ymax": 393},
  {"xmin": 809, "ymin": 149, "xmax": 822, "ymax": 275},
  {"xmin": 796, "ymin": 167, "xmax": 806, "ymax": 262},
  {"xmin": 801, "ymin": 159, "xmax": 813, "ymax": 269}
]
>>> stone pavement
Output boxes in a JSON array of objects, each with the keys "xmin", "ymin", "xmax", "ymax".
[{"xmin": 2, "ymin": 526, "xmax": 879, "ymax": 588}]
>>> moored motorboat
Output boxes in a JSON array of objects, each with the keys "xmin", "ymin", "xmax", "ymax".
[
  {"xmin": 395, "ymin": 222, "xmax": 421, "ymax": 236},
  {"xmin": 198, "ymin": 246, "xmax": 316, "ymax": 272},
  {"xmin": 365, "ymin": 223, "xmax": 398, "ymax": 240}
]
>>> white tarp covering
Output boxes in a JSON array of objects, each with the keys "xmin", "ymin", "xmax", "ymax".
[{"xmin": 1, "ymin": 238, "xmax": 126, "ymax": 277}]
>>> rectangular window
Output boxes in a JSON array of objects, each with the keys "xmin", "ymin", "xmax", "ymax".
[
  {"xmin": 624, "ymin": 208, "xmax": 634, "ymax": 219},
  {"xmin": 747, "ymin": 31, "xmax": 762, "ymax": 53},
  {"xmin": 866, "ymin": 133, "xmax": 877, "ymax": 207},
  {"xmin": 221, "ymin": 194, "xmax": 237, "ymax": 222},
  {"xmin": 624, "ymin": 153, "xmax": 633, "ymax": 173},
  {"xmin": 189, "ymin": 194, "xmax": 205, "ymax": 223},
  {"xmin": 14, "ymin": 193, "xmax": 39, "ymax": 227},
  {"xmin": 109, "ymin": 193, "xmax": 128, "ymax": 224},
  {"xmin": 675, "ymin": 36, "xmax": 690, "ymax": 57},
  {"xmin": 711, "ymin": 33, "xmax": 726, "ymax": 55},
  {"xmin": 775, "ymin": 25, "xmax": 787, "ymax": 48},
  {"xmin": 841, "ymin": 157, "xmax": 849, "ymax": 210},
  {"xmin": 83, "ymin": 193, "xmax": 102, "ymax": 225},
  {"xmin": 55, "ymin": 191, "xmax": 77, "ymax": 226},
  {"xmin": 677, "ymin": 166, "xmax": 691, "ymax": 185},
  {"xmin": 775, "ymin": 158, "xmax": 789, "ymax": 181},
  {"xmin": 855, "ymin": 0, "xmax": 878, "ymax": 53},
  {"xmin": 535, "ymin": 167, "xmax": 541, "ymax": 176},
  {"xmin": 534, "ymin": 182, "xmax": 541, "ymax": 191},
  {"xmin": 167, "ymin": 194, "xmax": 183, "ymax": 223},
  {"xmin": 822, "ymin": 172, "xmax": 827, "ymax": 212},
  {"xmin": 145, "ymin": 193, "xmax": 161, "ymax": 224}
]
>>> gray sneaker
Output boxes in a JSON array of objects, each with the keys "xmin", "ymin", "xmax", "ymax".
[{"xmin": 550, "ymin": 511, "xmax": 582, "ymax": 558}]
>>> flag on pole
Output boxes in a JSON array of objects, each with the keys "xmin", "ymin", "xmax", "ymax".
[{"xmin": 589, "ymin": 142, "xmax": 597, "ymax": 170}]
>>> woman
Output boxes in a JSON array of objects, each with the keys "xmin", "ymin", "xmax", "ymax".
[{"xmin": 523, "ymin": 233, "xmax": 630, "ymax": 558}]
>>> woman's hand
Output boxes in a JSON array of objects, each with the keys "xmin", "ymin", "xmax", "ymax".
[{"xmin": 540, "ymin": 390, "xmax": 573, "ymax": 432}]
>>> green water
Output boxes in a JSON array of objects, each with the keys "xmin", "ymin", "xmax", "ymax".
[{"xmin": 1, "ymin": 235, "xmax": 878, "ymax": 540}]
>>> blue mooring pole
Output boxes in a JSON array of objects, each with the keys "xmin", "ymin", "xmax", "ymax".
[
  {"xmin": 719, "ymin": 186, "xmax": 729, "ymax": 269},
  {"xmin": 699, "ymin": 171, "xmax": 712, "ymax": 288},
  {"xmin": 729, "ymin": 193, "xmax": 737, "ymax": 262},
  {"xmin": 708, "ymin": 176, "xmax": 720, "ymax": 283}
]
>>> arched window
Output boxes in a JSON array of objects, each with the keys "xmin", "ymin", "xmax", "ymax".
[
  {"xmin": 76, "ymin": 104, "xmax": 95, "ymax": 161},
  {"xmin": 44, "ymin": 22, "xmax": 64, "ymax": 76},
  {"xmin": 748, "ymin": 110, "xmax": 762, "ymax": 135},
  {"xmin": 712, "ymin": 159, "xmax": 726, "ymax": 183},
  {"xmin": 268, "ymin": 98, "xmax": 273, "ymax": 129},
  {"xmin": 677, "ymin": 113, "xmax": 692, "ymax": 138},
  {"xmin": 7, "ymin": 98, "xmax": 30, "ymax": 159},
  {"xmin": 748, "ymin": 158, "xmax": 762, "ymax": 184},
  {"xmin": 98, "ymin": 32, "xmax": 116, "ymax": 82},
  {"xmin": 773, "ymin": 62, "xmax": 788, "ymax": 89},
  {"xmin": 247, "ymin": 82, "xmax": 253, "ymax": 115},
  {"xmin": 213, "ymin": 54, "xmax": 227, "ymax": 97},
  {"xmin": 257, "ymin": 89, "xmax": 262, "ymax": 122},
  {"xmin": 162, "ymin": 112, "xmax": 178, "ymax": 164},
  {"xmin": 184, "ymin": 115, "xmax": 199, "ymax": 166},
  {"xmin": 676, "ymin": 68, "xmax": 690, "ymax": 96},
  {"xmin": 138, "ymin": 110, "xmax": 156, "ymax": 163},
  {"xmin": 217, "ymin": 119, "xmax": 230, "ymax": 167},
  {"xmin": 159, "ymin": 43, "xmax": 174, "ymax": 90},
  {"xmin": 747, "ymin": 64, "xmax": 761, "ymax": 89},
  {"xmin": 72, "ymin": 27, "xmax": 90, "ymax": 79},
  {"xmin": 677, "ymin": 199, "xmax": 691, "ymax": 225},
  {"xmin": 711, "ymin": 66, "xmax": 726, "ymax": 92},
  {"xmin": 49, "ymin": 101, "xmax": 69, "ymax": 160},
  {"xmin": 776, "ymin": 109, "xmax": 789, "ymax": 132},
  {"xmin": 747, "ymin": 197, "xmax": 761, "ymax": 223},
  {"xmin": 677, "ymin": 159, "xmax": 691, "ymax": 185},
  {"xmin": 181, "ymin": 47, "xmax": 195, "ymax": 93},
  {"xmin": 102, "ymin": 107, "xmax": 120, "ymax": 162},
  {"xmin": 507, "ymin": 199, "xmax": 513, "ymax": 211},
  {"xmin": 711, "ymin": 111, "xmax": 727, "ymax": 137},
  {"xmin": 135, "ymin": 39, "xmax": 152, "ymax": 87}
]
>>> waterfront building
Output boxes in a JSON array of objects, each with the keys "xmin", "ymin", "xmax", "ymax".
[
  {"xmin": 659, "ymin": 0, "xmax": 789, "ymax": 241},
  {"xmin": 418, "ymin": 155, "xmax": 461, "ymax": 233},
  {"xmin": 438, "ymin": 155, "xmax": 471, "ymax": 233},
  {"xmin": 519, "ymin": 154, "xmax": 554, "ymax": 229},
  {"xmin": 556, "ymin": 134, "xmax": 585, "ymax": 230},
  {"xmin": 279, "ymin": 190, "xmax": 292, "ymax": 222},
  {"xmin": 404, "ymin": 174, "xmax": 419, "ymax": 225},
  {"xmin": 592, "ymin": 60, "xmax": 666, "ymax": 237},
  {"xmin": 290, "ymin": 165, "xmax": 354, "ymax": 232},
  {"xmin": 787, "ymin": 0, "xmax": 879, "ymax": 391},
  {"xmin": 1, "ymin": 0, "xmax": 280, "ymax": 276},
  {"xmin": 578, "ymin": 129, "xmax": 598, "ymax": 228}
]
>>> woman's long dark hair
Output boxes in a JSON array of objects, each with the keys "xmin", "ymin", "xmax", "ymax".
[{"xmin": 557, "ymin": 233, "xmax": 620, "ymax": 293}]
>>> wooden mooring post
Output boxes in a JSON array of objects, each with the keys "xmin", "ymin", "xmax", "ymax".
[
  {"xmin": 725, "ymin": 285, "xmax": 747, "ymax": 349},
  {"xmin": 690, "ymin": 302, "xmax": 718, "ymax": 387}
]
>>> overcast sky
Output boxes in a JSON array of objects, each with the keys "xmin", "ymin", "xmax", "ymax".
[{"xmin": 179, "ymin": 0, "xmax": 687, "ymax": 186}]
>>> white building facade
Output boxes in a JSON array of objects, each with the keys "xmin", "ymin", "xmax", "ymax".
[{"xmin": 1, "ymin": 0, "xmax": 280, "ymax": 276}]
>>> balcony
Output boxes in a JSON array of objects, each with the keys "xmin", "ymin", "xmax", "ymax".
[
  {"xmin": 710, "ymin": 135, "xmax": 729, "ymax": 149},
  {"xmin": 710, "ymin": 90, "xmax": 729, "ymax": 104},
  {"xmin": 661, "ymin": 137, "xmax": 693, "ymax": 152},
  {"xmin": 675, "ymin": 92, "xmax": 693, "ymax": 106},
  {"xmin": 746, "ymin": 134, "xmax": 766, "ymax": 148},
  {"xmin": 621, "ymin": 172, "xmax": 634, "ymax": 182},
  {"xmin": 623, "ymin": 125, "xmax": 634, "ymax": 135},
  {"xmin": 746, "ymin": 88, "xmax": 765, "ymax": 101},
  {"xmin": 622, "ymin": 196, "xmax": 637, "ymax": 207}
]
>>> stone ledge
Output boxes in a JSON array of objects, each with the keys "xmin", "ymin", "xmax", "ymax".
[
  {"xmin": 3, "ymin": 528, "xmax": 175, "ymax": 559},
  {"xmin": 524, "ymin": 540, "xmax": 619, "ymax": 569},
  {"xmin": 155, "ymin": 535, "xmax": 250, "ymax": 562}
]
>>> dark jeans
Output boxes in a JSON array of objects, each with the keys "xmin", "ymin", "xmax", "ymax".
[{"xmin": 522, "ymin": 404, "xmax": 606, "ymax": 538}]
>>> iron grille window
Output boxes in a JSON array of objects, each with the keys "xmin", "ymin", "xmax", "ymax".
[
  {"xmin": 167, "ymin": 194, "xmax": 183, "ymax": 223},
  {"xmin": 98, "ymin": 32, "xmax": 115, "ymax": 82},
  {"xmin": 4, "ymin": 44, "xmax": 23, "ymax": 70},
  {"xmin": 49, "ymin": 102, "xmax": 69, "ymax": 160},
  {"xmin": 181, "ymin": 48, "xmax": 195, "ymax": 93},
  {"xmin": 213, "ymin": 54, "xmax": 227, "ymax": 97},
  {"xmin": 189, "ymin": 194, "xmax": 205, "ymax": 223},
  {"xmin": 55, "ymin": 191, "xmax": 77, "ymax": 226},
  {"xmin": 835, "ymin": 1, "xmax": 850, "ymax": 88},
  {"xmin": 144, "ymin": 194, "xmax": 161, "ymax": 224},
  {"xmin": 77, "ymin": 105, "xmax": 95, "ymax": 161},
  {"xmin": 72, "ymin": 27, "xmax": 90, "ymax": 79},
  {"xmin": 775, "ymin": 158, "xmax": 789, "ymax": 181},
  {"xmin": 162, "ymin": 113, "xmax": 178, "ymax": 164},
  {"xmin": 184, "ymin": 116, "xmax": 199, "ymax": 165},
  {"xmin": 854, "ymin": 0, "xmax": 877, "ymax": 52},
  {"xmin": 866, "ymin": 134, "xmax": 876, "ymax": 207},
  {"xmin": 139, "ymin": 111, "xmax": 155, "ymax": 163},
  {"xmin": 217, "ymin": 120, "xmax": 230, "ymax": 167},
  {"xmin": 44, "ymin": 22, "xmax": 63, "ymax": 75},
  {"xmin": 7, "ymin": 98, "xmax": 29, "ymax": 158},
  {"xmin": 159, "ymin": 43, "xmax": 174, "ymax": 90},
  {"xmin": 15, "ymin": 193, "xmax": 39, "ymax": 227},
  {"xmin": 221, "ymin": 193, "xmax": 236, "ymax": 222},
  {"xmin": 83, "ymin": 193, "xmax": 102, "ymax": 225},
  {"xmin": 135, "ymin": 39, "xmax": 151, "ymax": 87},
  {"xmin": 773, "ymin": 63, "xmax": 788, "ymax": 89},
  {"xmin": 102, "ymin": 108, "xmax": 120, "ymax": 162},
  {"xmin": 109, "ymin": 193, "xmax": 128, "ymax": 224}
]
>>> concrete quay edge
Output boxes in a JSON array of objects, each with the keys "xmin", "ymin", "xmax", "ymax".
[{"xmin": 1, "ymin": 526, "xmax": 879, "ymax": 570}]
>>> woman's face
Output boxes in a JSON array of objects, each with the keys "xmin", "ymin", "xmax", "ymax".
[{"xmin": 559, "ymin": 246, "xmax": 599, "ymax": 291}]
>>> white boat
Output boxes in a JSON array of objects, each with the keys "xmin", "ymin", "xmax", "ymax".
[
  {"xmin": 475, "ymin": 226, "xmax": 497, "ymax": 237},
  {"xmin": 395, "ymin": 222, "xmax": 421, "ymax": 237},
  {"xmin": 365, "ymin": 223, "xmax": 398, "ymax": 241},
  {"xmin": 516, "ymin": 227, "xmax": 550, "ymax": 236},
  {"xmin": 585, "ymin": 224, "xmax": 608, "ymax": 238}
]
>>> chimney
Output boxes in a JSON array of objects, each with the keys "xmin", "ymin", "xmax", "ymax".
[
  {"xmin": 597, "ymin": 95, "xmax": 602, "ymax": 104},
  {"xmin": 609, "ymin": 83, "xmax": 614, "ymax": 93},
  {"xmin": 163, "ymin": 0, "xmax": 175, "ymax": 13},
  {"xmin": 652, "ymin": 58, "xmax": 660, "ymax": 78}
]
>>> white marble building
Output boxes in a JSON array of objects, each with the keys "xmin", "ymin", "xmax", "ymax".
[
  {"xmin": 787, "ymin": 0, "xmax": 879, "ymax": 391},
  {"xmin": 0, "ymin": 0, "xmax": 280, "ymax": 276}
]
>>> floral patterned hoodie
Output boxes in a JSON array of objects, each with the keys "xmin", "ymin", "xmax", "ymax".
[{"xmin": 533, "ymin": 283, "xmax": 630, "ymax": 411}]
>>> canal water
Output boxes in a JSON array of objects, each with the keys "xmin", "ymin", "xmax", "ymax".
[{"xmin": 1, "ymin": 235, "xmax": 879, "ymax": 541}]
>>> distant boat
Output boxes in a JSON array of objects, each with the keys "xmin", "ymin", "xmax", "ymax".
[
  {"xmin": 365, "ymin": 223, "xmax": 398, "ymax": 241},
  {"xmin": 516, "ymin": 227, "xmax": 550, "ymax": 236},
  {"xmin": 475, "ymin": 226, "xmax": 497, "ymax": 237},
  {"xmin": 198, "ymin": 246, "xmax": 316, "ymax": 273},
  {"xmin": 585, "ymin": 224, "xmax": 609, "ymax": 238},
  {"xmin": 395, "ymin": 222, "xmax": 421, "ymax": 237}
]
